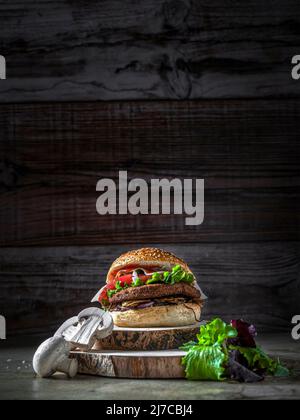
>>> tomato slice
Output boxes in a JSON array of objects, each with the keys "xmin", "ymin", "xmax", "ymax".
[
  {"xmin": 99, "ymin": 272, "xmax": 154, "ymax": 304},
  {"xmin": 118, "ymin": 274, "xmax": 133, "ymax": 287},
  {"xmin": 107, "ymin": 273, "xmax": 153, "ymax": 289},
  {"xmin": 98, "ymin": 283, "xmax": 115, "ymax": 303},
  {"xmin": 118, "ymin": 274, "xmax": 152, "ymax": 286},
  {"xmin": 98, "ymin": 287, "xmax": 108, "ymax": 303}
]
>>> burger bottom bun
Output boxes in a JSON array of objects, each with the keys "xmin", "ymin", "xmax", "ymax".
[{"xmin": 110, "ymin": 303, "xmax": 202, "ymax": 328}]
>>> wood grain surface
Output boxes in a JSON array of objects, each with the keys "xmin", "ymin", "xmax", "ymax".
[
  {"xmin": 72, "ymin": 344, "xmax": 300, "ymax": 378},
  {"xmin": 72, "ymin": 349, "xmax": 186, "ymax": 378},
  {"xmin": 0, "ymin": 0, "xmax": 300, "ymax": 102},
  {"xmin": 0, "ymin": 2, "xmax": 299, "ymax": 336},
  {"xmin": 0, "ymin": 100, "xmax": 299, "ymax": 246},
  {"xmin": 94, "ymin": 324, "xmax": 202, "ymax": 351},
  {"xmin": 0, "ymin": 243, "xmax": 298, "ymax": 334}
]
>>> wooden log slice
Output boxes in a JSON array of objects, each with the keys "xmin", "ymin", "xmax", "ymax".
[
  {"xmin": 72, "ymin": 350, "xmax": 186, "ymax": 379},
  {"xmin": 94, "ymin": 323, "xmax": 201, "ymax": 351}
]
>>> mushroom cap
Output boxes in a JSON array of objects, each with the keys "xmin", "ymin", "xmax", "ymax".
[{"xmin": 33, "ymin": 336, "xmax": 71, "ymax": 378}]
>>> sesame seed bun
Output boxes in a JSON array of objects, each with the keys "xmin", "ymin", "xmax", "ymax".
[
  {"xmin": 111, "ymin": 302, "xmax": 202, "ymax": 328},
  {"xmin": 103, "ymin": 248, "xmax": 205, "ymax": 328}
]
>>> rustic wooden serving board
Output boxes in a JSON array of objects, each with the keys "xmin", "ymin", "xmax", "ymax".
[
  {"xmin": 72, "ymin": 349, "xmax": 186, "ymax": 379},
  {"xmin": 94, "ymin": 323, "xmax": 202, "ymax": 351},
  {"xmin": 72, "ymin": 325, "xmax": 200, "ymax": 378}
]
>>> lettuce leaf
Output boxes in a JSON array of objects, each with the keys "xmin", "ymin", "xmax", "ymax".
[
  {"xmin": 180, "ymin": 341, "xmax": 198, "ymax": 352},
  {"xmin": 230, "ymin": 346, "xmax": 289, "ymax": 377},
  {"xmin": 181, "ymin": 318, "xmax": 289, "ymax": 382},
  {"xmin": 146, "ymin": 265, "xmax": 195, "ymax": 285},
  {"xmin": 182, "ymin": 346, "xmax": 227, "ymax": 381},
  {"xmin": 181, "ymin": 318, "xmax": 237, "ymax": 381},
  {"xmin": 197, "ymin": 318, "xmax": 237, "ymax": 346},
  {"xmin": 228, "ymin": 350, "xmax": 263, "ymax": 383},
  {"xmin": 230, "ymin": 320, "xmax": 257, "ymax": 348}
]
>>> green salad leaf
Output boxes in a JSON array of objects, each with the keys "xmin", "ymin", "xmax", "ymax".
[
  {"xmin": 197, "ymin": 318, "xmax": 237, "ymax": 347},
  {"xmin": 180, "ymin": 318, "xmax": 289, "ymax": 382},
  {"xmin": 182, "ymin": 346, "xmax": 227, "ymax": 381},
  {"xmin": 274, "ymin": 364, "xmax": 290, "ymax": 377},
  {"xmin": 230, "ymin": 346, "xmax": 289, "ymax": 377},
  {"xmin": 132, "ymin": 277, "xmax": 144, "ymax": 287},
  {"xmin": 107, "ymin": 289, "xmax": 117, "ymax": 298},
  {"xmin": 106, "ymin": 265, "xmax": 195, "ymax": 298},
  {"xmin": 146, "ymin": 265, "xmax": 195, "ymax": 286},
  {"xmin": 180, "ymin": 318, "xmax": 237, "ymax": 381}
]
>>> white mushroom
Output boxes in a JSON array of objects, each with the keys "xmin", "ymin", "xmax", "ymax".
[
  {"xmin": 33, "ymin": 336, "xmax": 78, "ymax": 378},
  {"xmin": 33, "ymin": 308, "xmax": 114, "ymax": 379},
  {"xmin": 54, "ymin": 316, "xmax": 79, "ymax": 338},
  {"xmin": 72, "ymin": 308, "xmax": 113, "ymax": 349},
  {"xmin": 96, "ymin": 311, "xmax": 114, "ymax": 340}
]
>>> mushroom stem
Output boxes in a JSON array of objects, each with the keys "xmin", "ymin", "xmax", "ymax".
[
  {"xmin": 33, "ymin": 337, "xmax": 78, "ymax": 379},
  {"xmin": 56, "ymin": 357, "xmax": 78, "ymax": 378}
]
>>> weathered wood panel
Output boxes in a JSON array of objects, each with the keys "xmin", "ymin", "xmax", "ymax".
[
  {"xmin": 0, "ymin": 100, "xmax": 299, "ymax": 246},
  {"xmin": 0, "ymin": 243, "xmax": 298, "ymax": 334},
  {"xmin": 0, "ymin": 0, "xmax": 300, "ymax": 102}
]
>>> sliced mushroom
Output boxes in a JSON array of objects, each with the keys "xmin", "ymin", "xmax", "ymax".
[{"xmin": 33, "ymin": 307, "xmax": 114, "ymax": 379}]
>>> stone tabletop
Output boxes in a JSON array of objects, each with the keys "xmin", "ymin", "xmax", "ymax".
[{"xmin": 0, "ymin": 333, "xmax": 299, "ymax": 400}]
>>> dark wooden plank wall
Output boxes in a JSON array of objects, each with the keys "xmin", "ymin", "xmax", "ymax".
[
  {"xmin": 0, "ymin": 100, "xmax": 299, "ymax": 333},
  {"xmin": 0, "ymin": 0, "xmax": 300, "ymax": 102},
  {"xmin": 0, "ymin": 1, "xmax": 299, "ymax": 334},
  {"xmin": 0, "ymin": 101, "xmax": 299, "ymax": 246},
  {"xmin": 0, "ymin": 243, "xmax": 299, "ymax": 334}
]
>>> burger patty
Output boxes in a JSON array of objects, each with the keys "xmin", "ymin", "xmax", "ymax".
[
  {"xmin": 109, "ymin": 283, "xmax": 201, "ymax": 305},
  {"xmin": 111, "ymin": 297, "xmax": 196, "ymax": 312}
]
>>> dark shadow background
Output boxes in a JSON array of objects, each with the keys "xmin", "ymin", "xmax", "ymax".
[{"xmin": 0, "ymin": 0, "xmax": 299, "ymax": 335}]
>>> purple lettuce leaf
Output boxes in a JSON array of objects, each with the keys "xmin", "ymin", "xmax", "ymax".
[
  {"xmin": 229, "ymin": 319, "xmax": 257, "ymax": 348},
  {"xmin": 228, "ymin": 350, "xmax": 264, "ymax": 383}
]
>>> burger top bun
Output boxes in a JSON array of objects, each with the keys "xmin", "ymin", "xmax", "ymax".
[{"xmin": 107, "ymin": 247, "xmax": 191, "ymax": 284}]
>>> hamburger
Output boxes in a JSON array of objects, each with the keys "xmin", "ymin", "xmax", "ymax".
[{"xmin": 92, "ymin": 248, "xmax": 206, "ymax": 328}]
